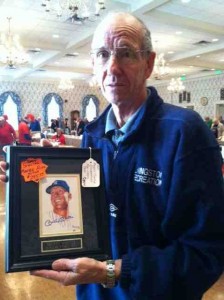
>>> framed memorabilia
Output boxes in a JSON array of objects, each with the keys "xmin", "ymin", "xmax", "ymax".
[{"xmin": 5, "ymin": 146, "xmax": 111, "ymax": 273}]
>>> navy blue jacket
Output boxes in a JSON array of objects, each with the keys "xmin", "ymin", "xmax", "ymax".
[{"xmin": 78, "ymin": 87, "xmax": 224, "ymax": 300}]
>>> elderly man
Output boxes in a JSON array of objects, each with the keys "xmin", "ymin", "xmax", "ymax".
[{"xmin": 1, "ymin": 12, "xmax": 224, "ymax": 300}]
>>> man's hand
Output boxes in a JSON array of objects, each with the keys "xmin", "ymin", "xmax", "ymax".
[
  {"xmin": 31, "ymin": 258, "xmax": 121, "ymax": 286},
  {"xmin": 31, "ymin": 258, "xmax": 107, "ymax": 286},
  {"xmin": 0, "ymin": 161, "xmax": 8, "ymax": 182}
]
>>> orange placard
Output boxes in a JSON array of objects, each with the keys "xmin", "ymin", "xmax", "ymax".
[{"xmin": 21, "ymin": 158, "xmax": 48, "ymax": 183}]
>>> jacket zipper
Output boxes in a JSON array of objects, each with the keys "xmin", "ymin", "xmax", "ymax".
[{"xmin": 113, "ymin": 149, "xmax": 118, "ymax": 160}]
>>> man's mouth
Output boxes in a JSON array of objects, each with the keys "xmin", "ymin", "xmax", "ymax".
[{"xmin": 107, "ymin": 83, "xmax": 125, "ymax": 87}]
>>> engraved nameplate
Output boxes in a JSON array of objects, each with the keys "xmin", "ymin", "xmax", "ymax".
[{"xmin": 41, "ymin": 238, "xmax": 82, "ymax": 253}]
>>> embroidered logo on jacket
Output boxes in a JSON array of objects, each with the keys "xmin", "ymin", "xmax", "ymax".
[
  {"xmin": 109, "ymin": 203, "xmax": 118, "ymax": 218},
  {"xmin": 134, "ymin": 167, "xmax": 162, "ymax": 186}
]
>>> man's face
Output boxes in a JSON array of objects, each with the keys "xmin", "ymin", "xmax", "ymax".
[
  {"xmin": 26, "ymin": 117, "xmax": 33, "ymax": 123},
  {"xmin": 50, "ymin": 186, "xmax": 70, "ymax": 211},
  {"xmin": 91, "ymin": 15, "xmax": 155, "ymax": 107},
  {"xmin": 56, "ymin": 129, "xmax": 62, "ymax": 136}
]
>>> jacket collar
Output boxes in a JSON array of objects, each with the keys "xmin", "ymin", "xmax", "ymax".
[{"xmin": 85, "ymin": 86, "xmax": 163, "ymax": 139}]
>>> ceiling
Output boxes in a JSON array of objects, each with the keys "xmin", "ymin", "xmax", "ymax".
[{"xmin": 0, "ymin": 0, "xmax": 223, "ymax": 84}]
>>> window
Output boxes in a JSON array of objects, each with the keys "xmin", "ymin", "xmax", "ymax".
[
  {"xmin": 47, "ymin": 96, "xmax": 60, "ymax": 126},
  {"xmin": 82, "ymin": 95, "xmax": 99, "ymax": 122},
  {"xmin": 86, "ymin": 98, "xmax": 97, "ymax": 122},
  {"xmin": 42, "ymin": 93, "xmax": 63, "ymax": 127},
  {"xmin": 0, "ymin": 91, "xmax": 22, "ymax": 130}
]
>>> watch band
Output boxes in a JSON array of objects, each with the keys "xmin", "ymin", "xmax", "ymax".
[{"xmin": 101, "ymin": 260, "xmax": 116, "ymax": 288}]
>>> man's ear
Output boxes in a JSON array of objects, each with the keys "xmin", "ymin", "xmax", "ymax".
[
  {"xmin": 145, "ymin": 51, "xmax": 156, "ymax": 79},
  {"xmin": 68, "ymin": 193, "xmax": 72, "ymax": 200}
]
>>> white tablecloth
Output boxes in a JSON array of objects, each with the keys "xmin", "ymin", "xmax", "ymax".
[
  {"xmin": 64, "ymin": 135, "xmax": 82, "ymax": 147},
  {"xmin": 47, "ymin": 133, "xmax": 82, "ymax": 147}
]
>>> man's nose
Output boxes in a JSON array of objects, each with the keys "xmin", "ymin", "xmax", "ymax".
[{"xmin": 104, "ymin": 54, "xmax": 122, "ymax": 75}]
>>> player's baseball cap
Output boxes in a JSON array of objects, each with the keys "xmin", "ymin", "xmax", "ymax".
[{"xmin": 46, "ymin": 180, "xmax": 70, "ymax": 194}]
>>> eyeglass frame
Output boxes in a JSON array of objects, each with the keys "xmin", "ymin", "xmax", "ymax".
[{"xmin": 90, "ymin": 47, "xmax": 151, "ymax": 66}]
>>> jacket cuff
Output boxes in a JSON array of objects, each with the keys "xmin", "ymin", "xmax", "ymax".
[{"xmin": 119, "ymin": 254, "xmax": 131, "ymax": 288}]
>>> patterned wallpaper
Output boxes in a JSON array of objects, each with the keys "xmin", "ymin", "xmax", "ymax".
[
  {"xmin": 0, "ymin": 80, "xmax": 108, "ymax": 127},
  {"xmin": 0, "ymin": 73, "xmax": 223, "ymax": 127},
  {"xmin": 151, "ymin": 73, "xmax": 224, "ymax": 119}
]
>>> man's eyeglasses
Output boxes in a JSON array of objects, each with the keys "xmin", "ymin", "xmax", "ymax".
[{"xmin": 90, "ymin": 47, "xmax": 150, "ymax": 66}]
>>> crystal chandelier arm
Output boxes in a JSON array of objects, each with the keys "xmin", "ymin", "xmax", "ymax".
[{"xmin": 0, "ymin": 17, "xmax": 29, "ymax": 67}]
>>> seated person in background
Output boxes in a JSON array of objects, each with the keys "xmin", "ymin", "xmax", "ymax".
[
  {"xmin": 50, "ymin": 119, "xmax": 57, "ymax": 132},
  {"xmin": 26, "ymin": 114, "xmax": 41, "ymax": 132},
  {"xmin": 211, "ymin": 117, "xmax": 224, "ymax": 139},
  {"xmin": 63, "ymin": 118, "xmax": 71, "ymax": 135},
  {"xmin": 18, "ymin": 117, "xmax": 32, "ymax": 145},
  {"xmin": 51, "ymin": 128, "xmax": 66, "ymax": 145}
]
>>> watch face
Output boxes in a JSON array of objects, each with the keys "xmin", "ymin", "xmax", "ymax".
[{"xmin": 200, "ymin": 97, "xmax": 208, "ymax": 106}]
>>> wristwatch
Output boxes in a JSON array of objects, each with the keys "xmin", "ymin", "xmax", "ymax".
[{"xmin": 101, "ymin": 260, "xmax": 116, "ymax": 288}]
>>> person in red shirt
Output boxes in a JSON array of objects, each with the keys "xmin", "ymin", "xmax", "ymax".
[
  {"xmin": 51, "ymin": 128, "xmax": 66, "ymax": 145},
  {"xmin": 0, "ymin": 116, "xmax": 16, "ymax": 146}
]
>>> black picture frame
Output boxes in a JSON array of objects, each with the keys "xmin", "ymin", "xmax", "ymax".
[{"xmin": 5, "ymin": 146, "xmax": 111, "ymax": 273}]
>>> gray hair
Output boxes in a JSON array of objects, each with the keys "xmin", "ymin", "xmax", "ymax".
[
  {"xmin": 92, "ymin": 12, "xmax": 153, "ymax": 53},
  {"xmin": 135, "ymin": 16, "xmax": 153, "ymax": 52}
]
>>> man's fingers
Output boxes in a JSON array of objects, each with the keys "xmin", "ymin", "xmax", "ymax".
[
  {"xmin": 0, "ymin": 175, "xmax": 8, "ymax": 183},
  {"xmin": 31, "ymin": 269, "xmax": 77, "ymax": 286},
  {"xmin": 3, "ymin": 146, "xmax": 8, "ymax": 153},
  {"xmin": 0, "ymin": 161, "xmax": 8, "ymax": 172},
  {"xmin": 31, "ymin": 269, "xmax": 65, "ymax": 281}
]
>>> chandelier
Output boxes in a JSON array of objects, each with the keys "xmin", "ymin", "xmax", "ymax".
[
  {"xmin": 58, "ymin": 78, "xmax": 74, "ymax": 90},
  {"xmin": 153, "ymin": 53, "xmax": 170, "ymax": 79},
  {"xmin": 41, "ymin": 0, "xmax": 106, "ymax": 23},
  {"xmin": 0, "ymin": 17, "xmax": 29, "ymax": 68},
  {"xmin": 167, "ymin": 77, "xmax": 185, "ymax": 93}
]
